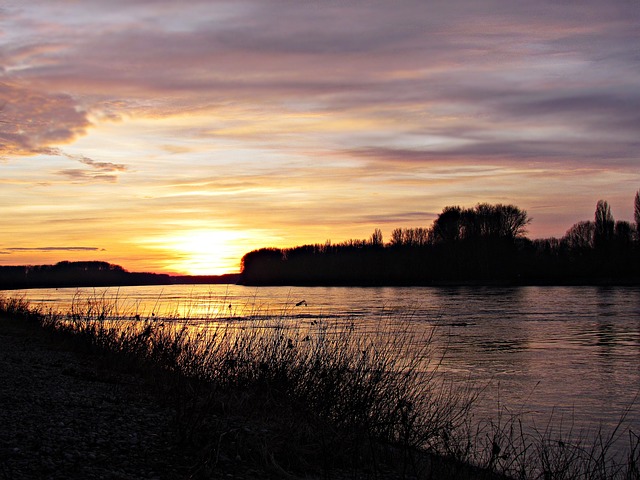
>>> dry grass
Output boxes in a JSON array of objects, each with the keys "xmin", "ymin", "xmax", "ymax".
[{"xmin": 448, "ymin": 403, "xmax": 640, "ymax": 480}]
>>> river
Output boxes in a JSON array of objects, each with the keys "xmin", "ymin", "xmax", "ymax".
[{"xmin": 6, "ymin": 284, "xmax": 640, "ymax": 448}]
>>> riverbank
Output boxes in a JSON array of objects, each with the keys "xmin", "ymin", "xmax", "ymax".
[
  {"xmin": 0, "ymin": 312, "xmax": 334, "ymax": 479},
  {"xmin": 0, "ymin": 313, "xmax": 204, "ymax": 479},
  {"xmin": 0, "ymin": 303, "xmax": 496, "ymax": 480},
  {"xmin": 2, "ymin": 295, "xmax": 637, "ymax": 479}
]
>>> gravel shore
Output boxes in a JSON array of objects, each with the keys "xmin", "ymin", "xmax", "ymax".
[
  {"xmin": 0, "ymin": 314, "xmax": 506, "ymax": 480},
  {"xmin": 0, "ymin": 315, "xmax": 192, "ymax": 480}
]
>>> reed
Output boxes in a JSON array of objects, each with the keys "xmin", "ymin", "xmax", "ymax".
[{"xmin": 446, "ymin": 404, "xmax": 640, "ymax": 480}]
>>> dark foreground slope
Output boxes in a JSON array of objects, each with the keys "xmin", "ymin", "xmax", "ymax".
[
  {"xmin": 0, "ymin": 301, "xmax": 512, "ymax": 480},
  {"xmin": 0, "ymin": 314, "xmax": 191, "ymax": 479}
]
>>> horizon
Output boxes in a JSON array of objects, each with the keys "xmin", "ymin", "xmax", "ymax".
[
  {"xmin": 0, "ymin": 199, "xmax": 637, "ymax": 277},
  {"xmin": 2, "ymin": 1, "xmax": 639, "ymax": 276}
]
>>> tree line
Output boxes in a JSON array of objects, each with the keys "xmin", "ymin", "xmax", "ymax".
[
  {"xmin": 0, "ymin": 261, "xmax": 240, "ymax": 289},
  {"xmin": 0, "ymin": 261, "xmax": 172, "ymax": 289},
  {"xmin": 240, "ymin": 192, "xmax": 640, "ymax": 286}
]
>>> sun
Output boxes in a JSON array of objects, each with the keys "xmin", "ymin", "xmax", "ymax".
[{"xmin": 161, "ymin": 230, "xmax": 244, "ymax": 276}]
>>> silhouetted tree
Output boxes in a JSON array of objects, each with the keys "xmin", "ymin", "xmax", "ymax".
[
  {"xmin": 473, "ymin": 203, "xmax": 500, "ymax": 239},
  {"xmin": 635, "ymin": 190, "xmax": 640, "ymax": 240},
  {"xmin": 239, "ymin": 198, "xmax": 637, "ymax": 286},
  {"xmin": 432, "ymin": 206, "xmax": 462, "ymax": 243},
  {"xmin": 387, "ymin": 227, "xmax": 431, "ymax": 247},
  {"xmin": 562, "ymin": 221, "xmax": 595, "ymax": 251},
  {"xmin": 0, "ymin": 261, "xmax": 170, "ymax": 288},
  {"xmin": 471, "ymin": 203, "xmax": 531, "ymax": 239},
  {"xmin": 496, "ymin": 204, "xmax": 532, "ymax": 239},
  {"xmin": 240, "ymin": 248, "xmax": 285, "ymax": 284},
  {"xmin": 594, "ymin": 200, "xmax": 615, "ymax": 250},
  {"xmin": 532, "ymin": 238, "xmax": 560, "ymax": 255},
  {"xmin": 339, "ymin": 238, "xmax": 368, "ymax": 249},
  {"xmin": 369, "ymin": 228, "xmax": 383, "ymax": 247},
  {"xmin": 614, "ymin": 221, "xmax": 633, "ymax": 251},
  {"xmin": 407, "ymin": 227, "xmax": 431, "ymax": 246},
  {"xmin": 389, "ymin": 228, "xmax": 404, "ymax": 247},
  {"xmin": 449, "ymin": 204, "xmax": 530, "ymax": 242}
]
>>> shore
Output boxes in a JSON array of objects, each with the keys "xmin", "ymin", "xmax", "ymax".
[
  {"xmin": 0, "ymin": 314, "xmax": 198, "ymax": 479},
  {"xmin": 3, "ymin": 297, "xmax": 638, "ymax": 480},
  {"xmin": 0, "ymin": 314, "xmax": 421, "ymax": 480},
  {"xmin": 1, "ymin": 310, "xmax": 509, "ymax": 480},
  {"xmin": 0, "ymin": 314, "xmax": 286, "ymax": 479}
]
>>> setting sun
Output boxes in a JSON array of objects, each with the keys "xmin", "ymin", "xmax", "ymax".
[{"xmin": 154, "ymin": 230, "xmax": 245, "ymax": 276}]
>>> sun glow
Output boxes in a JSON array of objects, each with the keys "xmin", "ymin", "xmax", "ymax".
[{"xmin": 155, "ymin": 230, "xmax": 245, "ymax": 276}]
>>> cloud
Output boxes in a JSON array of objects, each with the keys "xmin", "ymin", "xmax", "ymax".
[
  {"xmin": 1, "ymin": 246, "xmax": 103, "ymax": 253},
  {"xmin": 360, "ymin": 211, "xmax": 438, "ymax": 227},
  {"xmin": 38, "ymin": 149, "xmax": 127, "ymax": 182},
  {"xmin": 6, "ymin": 1, "xmax": 639, "ymax": 137},
  {"xmin": 56, "ymin": 169, "xmax": 121, "ymax": 183},
  {"xmin": 349, "ymin": 142, "xmax": 604, "ymax": 167},
  {"xmin": 0, "ymin": 82, "xmax": 91, "ymax": 157},
  {"xmin": 65, "ymin": 152, "xmax": 127, "ymax": 173},
  {"xmin": 496, "ymin": 92, "xmax": 640, "ymax": 136}
]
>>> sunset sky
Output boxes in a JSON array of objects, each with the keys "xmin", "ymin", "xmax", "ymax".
[{"xmin": 1, "ymin": 1, "xmax": 639, "ymax": 275}]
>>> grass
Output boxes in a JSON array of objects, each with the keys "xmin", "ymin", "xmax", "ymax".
[
  {"xmin": 1, "ymin": 293, "xmax": 638, "ymax": 479},
  {"xmin": 443, "ymin": 399, "xmax": 640, "ymax": 480}
]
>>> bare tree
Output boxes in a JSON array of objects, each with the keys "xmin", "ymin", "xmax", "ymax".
[
  {"xmin": 389, "ymin": 228, "xmax": 404, "ymax": 247},
  {"xmin": 460, "ymin": 204, "xmax": 530, "ymax": 240},
  {"xmin": 562, "ymin": 221, "xmax": 595, "ymax": 250},
  {"xmin": 432, "ymin": 206, "xmax": 462, "ymax": 243},
  {"xmin": 615, "ymin": 221, "xmax": 633, "ymax": 249},
  {"xmin": 414, "ymin": 227, "xmax": 430, "ymax": 246},
  {"xmin": 634, "ymin": 190, "xmax": 640, "ymax": 236},
  {"xmin": 369, "ymin": 228, "xmax": 383, "ymax": 247},
  {"xmin": 495, "ymin": 204, "xmax": 531, "ymax": 239},
  {"xmin": 594, "ymin": 200, "xmax": 614, "ymax": 249}
]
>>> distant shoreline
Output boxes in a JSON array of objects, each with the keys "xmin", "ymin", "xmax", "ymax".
[
  {"xmin": 2, "ymin": 260, "xmax": 639, "ymax": 290},
  {"xmin": 238, "ymin": 277, "xmax": 640, "ymax": 288},
  {"xmin": 0, "ymin": 261, "xmax": 240, "ymax": 290},
  {"xmin": 0, "ymin": 275, "xmax": 242, "ymax": 291},
  {"xmin": 5, "ymin": 276, "xmax": 640, "ymax": 290}
]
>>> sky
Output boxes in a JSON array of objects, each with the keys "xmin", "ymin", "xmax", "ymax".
[{"xmin": 1, "ymin": 1, "xmax": 639, "ymax": 275}]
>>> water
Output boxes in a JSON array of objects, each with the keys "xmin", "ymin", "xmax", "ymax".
[{"xmin": 6, "ymin": 284, "xmax": 640, "ymax": 445}]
